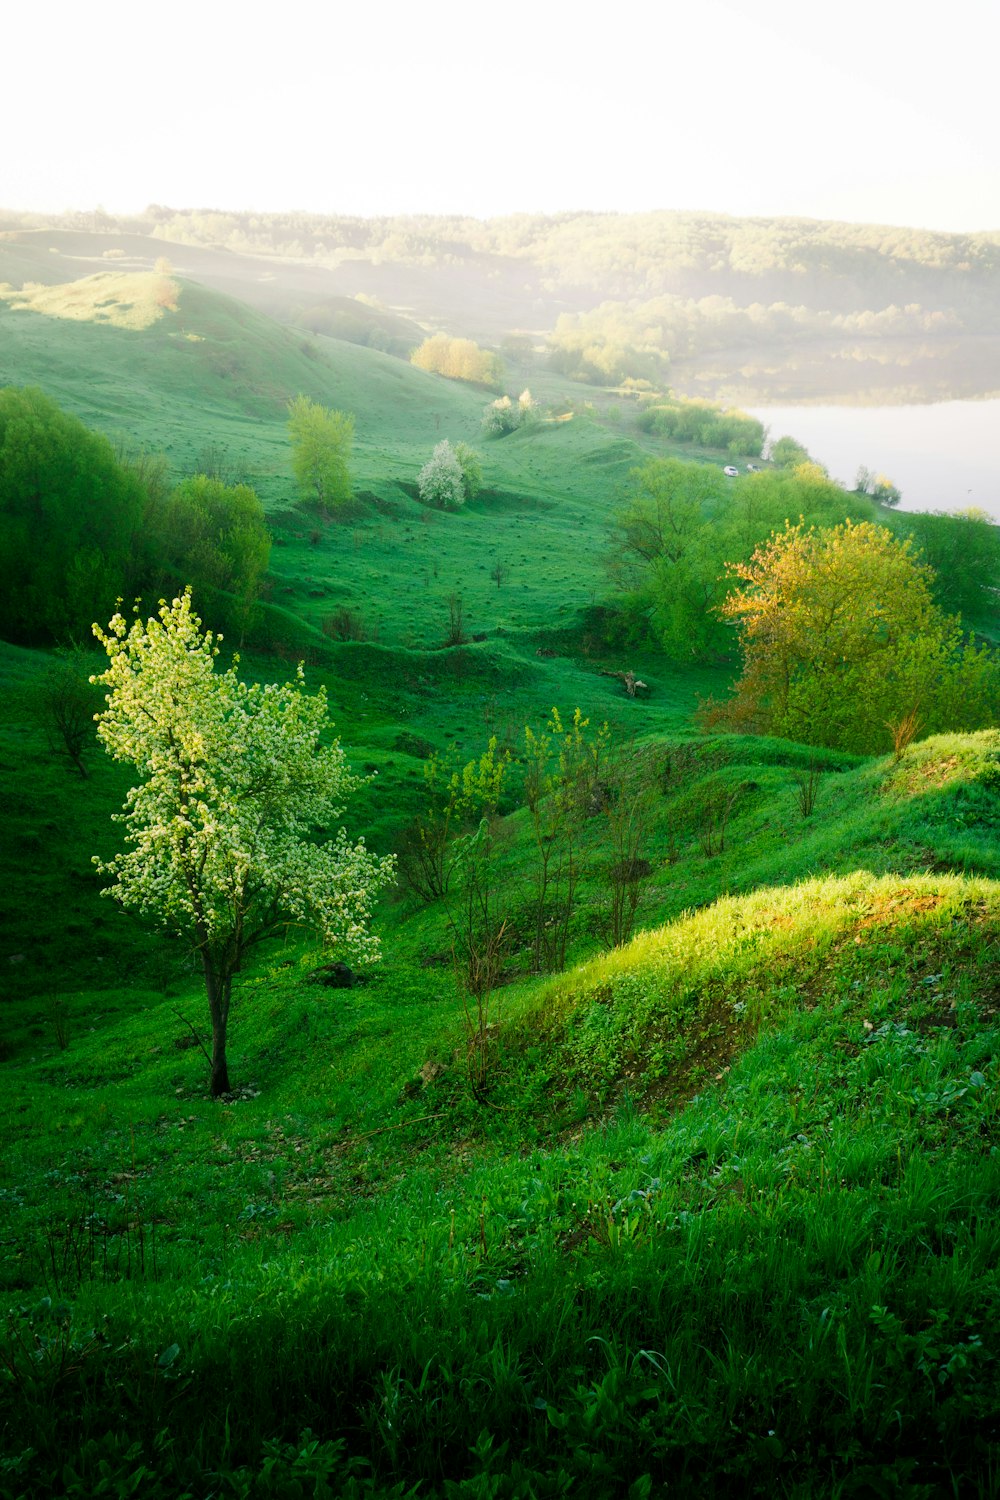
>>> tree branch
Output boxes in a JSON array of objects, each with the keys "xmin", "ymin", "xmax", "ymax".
[{"xmin": 171, "ymin": 1008, "xmax": 213, "ymax": 1067}]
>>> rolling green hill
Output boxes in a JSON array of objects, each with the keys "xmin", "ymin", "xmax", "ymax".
[
  {"xmin": 1, "ymin": 259, "xmax": 998, "ymax": 1496},
  {"xmin": 0, "ymin": 274, "xmax": 744, "ymax": 647}
]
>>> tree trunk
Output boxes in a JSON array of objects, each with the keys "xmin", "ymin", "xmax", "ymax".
[{"xmin": 203, "ymin": 961, "xmax": 232, "ymax": 1098}]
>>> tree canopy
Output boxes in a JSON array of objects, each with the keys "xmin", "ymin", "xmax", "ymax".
[
  {"xmin": 0, "ymin": 386, "xmax": 145, "ymax": 641},
  {"xmin": 717, "ymin": 519, "xmax": 1000, "ymax": 753},
  {"xmin": 897, "ymin": 507, "xmax": 1000, "ymax": 626},
  {"xmin": 92, "ymin": 592, "xmax": 395, "ymax": 1095},
  {"xmin": 0, "ymin": 388, "xmax": 274, "ymax": 646},
  {"xmin": 410, "ymin": 335, "xmax": 503, "ymax": 390},
  {"xmin": 417, "ymin": 441, "xmax": 465, "ymax": 509},
  {"xmin": 608, "ymin": 458, "xmax": 872, "ymax": 663},
  {"xmin": 146, "ymin": 474, "xmax": 271, "ymax": 643},
  {"xmin": 287, "ymin": 395, "xmax": 354, "ymax": 511},
  {"xmin": 417, "ymin": 440, "xmax": 484, "ymax": 509}
]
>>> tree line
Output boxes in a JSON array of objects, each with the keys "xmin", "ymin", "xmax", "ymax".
[
  {"xmin": 0, "ymin": 387, "xmax": 367, "ymax": 646},
  {"xmin": 10, "ymin": 207, "xmax": 1000, "ymax": 382},
  {"xmin": 0, "ymin": 387, "xmax": 272, "ymax": 646}
]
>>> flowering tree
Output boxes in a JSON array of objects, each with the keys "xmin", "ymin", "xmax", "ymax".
[
  {"xmin": 481, "ymin": 396, "xmax": 519, "ymax": 437},
  {"xmin": 417, "ymin": 440, "xmax": 466, "ymax": 509},
  {"xmin": 92, "ymin": 592, "xmax": 395, "ymax": 1096}
]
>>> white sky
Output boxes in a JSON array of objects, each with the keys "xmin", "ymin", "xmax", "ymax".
[{"xmin": 4, "ymin": 0, "xmax": 999, "ymax": 231}]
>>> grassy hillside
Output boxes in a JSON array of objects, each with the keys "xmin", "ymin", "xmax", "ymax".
[
  {"xmin": 2, "ymin": 854, "xmax": 998, "ymax": 1495},
  {"xmin": 0, "ymin": 273, "xmax": 763, "ymax": 647},
  {"xmin": 1, "ymin": 269, "xmax": 998, "ymax": 1496}
]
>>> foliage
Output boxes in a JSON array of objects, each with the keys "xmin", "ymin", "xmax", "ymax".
[
  {"xmin": 717, "ymin": 519, "xmax": 1000, "ymax": 753},
  {"xmin": 286, "ymin": 395, "xmax": 354, "ymax": 511},
  {"xmin": 27, "ymin": 648, "xmax": 103, "ymax": 779},
  {"xmin": 769, "ymin": 434, "xmax": 817, "ymax": 469},
  {"xmin": 547, "ymin": 305, "xmax": 670, "ymax": 386},
  {"xmin": 145, "ymin": 474, "xmax": 271, "ymax": 643},
  {"xmin": 854, "ymin": 464, "xmax": 902, "ymax": 507},
  {"xmin": 608, "ymin": 458, "xmax": 869, "ymax": 662},
  {"xmin": 0, "ymin": 386, "xmax": 146, "ymax": 643},
  {"xmin": 590, "ymin": 741, "xmax": 660, "ymax": 949},
  {"xmin": 453, "ymin": 441, "xmax": 483, "ymax": 500},
  {"xmin": 899, "ymin": 506, "xmax": 1000, "ymax": 624},
  {"xmin": 636, "ymin": 398, "xmax": 765, "ymax": 455},
  {"xmin": 91, "ymin": 591, "xmax": 395, "ymax": 1095},
  {"xmin": 481, "ymin": 395, "xmax": 520, "ymax": 437},
  {"xmin": 397, "ymin": 751, "xmax": 465, "ymax": 904},
  {"xmin": 445, "ymin": 737, "xmax": 513, "ymax": 1091},
  {"xmin": 410, "ymin": 333, "xmax": 503, "ymax": 389},
  {"xmin": 190, "ymin": 439, "xmax": 256, "ymax": 490},
  {"xmin": 417, "ymin": 439, "xmax": 483, "ymax": 507},
  {"xmin": 416, "ymin": 440, "xmax": 465, "ymax": 509},
  {"xmin": 523, "ymin": 709, "xmax": 609, "ymax": 971}
]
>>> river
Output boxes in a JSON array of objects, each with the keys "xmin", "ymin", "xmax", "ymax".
[{"xmin": 746, "ymin": 398, "xmax": 1000, "ymax": 523}]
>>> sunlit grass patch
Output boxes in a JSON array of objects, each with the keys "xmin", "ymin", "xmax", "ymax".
[
  {"xmin": 878, "ymin": 726, "xmax": 1000, "ymax": 798},
  {"xmin": 1, "ymin": 271, "xmax": 178, "ymax": 330},
  {"xmin": 514, "ymin": 871, "xmax": 1000, "ymax": 1102}
]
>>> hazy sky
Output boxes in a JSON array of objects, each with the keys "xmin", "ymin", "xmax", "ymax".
[{"xmin": 5, "ymin": 0, "xmax": 998, "ymax": 231}]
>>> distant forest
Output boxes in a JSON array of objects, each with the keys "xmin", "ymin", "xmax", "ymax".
[{"xmin": 4, "ymin": 206, "xmax": 1000, "ymax": 387}]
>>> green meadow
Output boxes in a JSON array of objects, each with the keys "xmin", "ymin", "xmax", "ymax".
[{"xmin": 1, "ymin": 262, "xmax": 999, "ymax": 1497}]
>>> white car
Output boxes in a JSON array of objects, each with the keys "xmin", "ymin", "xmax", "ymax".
[{"xmin": 723, "ymin": 465, "xmax": 740, "ymax": 477}]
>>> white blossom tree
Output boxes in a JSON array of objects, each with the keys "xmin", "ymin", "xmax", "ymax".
[
  {"xmin": 481, "ymin": 396, "xmax": 519, "ymax": 438},
  {"xmin": 417, "ymin": 440, "xmax": 465, "ymax": 509},
  {"xmin": 92, "ymin": 591, "xmax": 395, "ymax": 1096}
]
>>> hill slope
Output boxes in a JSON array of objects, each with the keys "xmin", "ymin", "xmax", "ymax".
[{"xmin": 1, "ymin": 242, "xmax": 998, "ymax": 1495}]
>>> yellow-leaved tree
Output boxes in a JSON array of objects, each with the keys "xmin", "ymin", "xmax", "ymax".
[{"xmin": 717, "ymin": 519, "xmax": 999, "ymax": 754}]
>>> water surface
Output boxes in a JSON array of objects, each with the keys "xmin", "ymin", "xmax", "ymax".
[{"xmin": 747, "ymin": 399, "xmax": 1000, "ymax": 522}]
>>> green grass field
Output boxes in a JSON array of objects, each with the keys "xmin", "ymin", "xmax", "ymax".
[{"xmin": 1, "ymin": 274, "xmax": 998, "ymax": 1497}]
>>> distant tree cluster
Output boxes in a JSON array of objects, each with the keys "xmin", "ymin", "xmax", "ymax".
[
  {"xmin": 81, "ymin": 205, "xmax": 1000, "ymax": 317},
  {"xmin": 410, "ymin": 334, "xmax": 504, "ymax": 389},
  {"xmin": 546, "ymin": 293, "xmax": 967, "ymax": 385},
  {"xmin": 17, "ymin": 207, "xmax": 1000, "ymax": 375},
  {"xmin": 854, "ymin": 465, "xmax": 902, "ymax": 507},
  {"xmin": 0, "ymin": 386, "xmax": 270, "ymax": 645},
  {"xmin": 547, "ymin": 306, "xmax": 669, "ymax": 387},
  {"xmin": 637, "ymin": 399, "xmax": 765, "ymax": 456}
]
